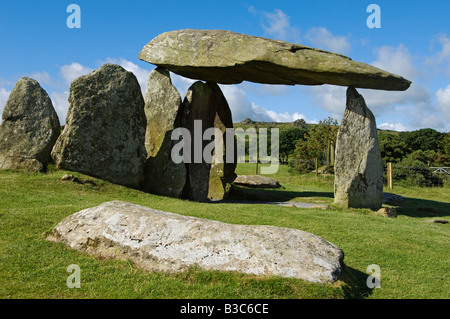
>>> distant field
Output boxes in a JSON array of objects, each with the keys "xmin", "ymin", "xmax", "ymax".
[{"xmin": 0, "ymin": 165, "xmax": 448, "ymax": 299}]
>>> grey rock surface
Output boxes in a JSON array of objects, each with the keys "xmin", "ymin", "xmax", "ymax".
[
  {"xmin": 181, "ymin": 81, "xmax": 236, "ymax": 201},
  {"xmin": 47, "ymin": 201, "xmax": 344, "ymax": 283},
  {"xmin": 143, "ymin": 67, "xmax": 186, "ymax": 197},
  {"xmin": 334, "ymin": 87, "xmax": 383, "ymax": 210},
  {"xmin": 0, "ymin": 77, "xmax": 60, "ymax": 172},
  {"xmin": 382, "ymin": 192, "xmax": 404, "ymax": 204},
  {"xmin": 139, "ymin": 29, "xmax": 411, "ymax": 91},
  {"xmin": 233, "ymin": 175, "xmax": 282, "ymax": 188},
  {"xmin": 51, "ymin": 64, "xmax": 146, "ymax": 188}
]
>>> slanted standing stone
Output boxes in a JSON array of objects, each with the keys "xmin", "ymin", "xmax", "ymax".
[
  {"xmin": 51, "ymin": 64, "xmax": 147, "ymax": 188},
  {"xmin": 143, "ymin": 67, "xmax": 186, "ymax": 197},
  {"xmin": 334, "ymin": 87, "xmax": 383, "ymax": 210},
  {"xmin": 0, "ymin": 77, "xmax": 60, "ymax": 172},
  {"xmin": 181, "ymin": 81, "xmax": 236, "ymax": 201}
]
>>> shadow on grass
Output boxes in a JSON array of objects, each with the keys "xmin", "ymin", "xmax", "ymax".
[
  {"xmin": 228, "ymin": 185, "xmax": 334, "ymax": 203},
  {"xmin": 392, "ymin": 197, "xmax": 450, "ymax": 218},
  {"xmin": 339, "ymin": 264, "xmax": 374, "ymax": 299}
]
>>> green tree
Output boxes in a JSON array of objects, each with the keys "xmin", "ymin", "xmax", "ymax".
[
  {"xmin": 292, "ymin": 118, "xmax": 307, "ymax": 128},
  {"xmin": 290, "ymin": 117, "xmax": 339, "ymax": 175},
  {"xmin": 442, "ymin": 133, "xmax": 450, "ymax": 156},
  {"xmin": 279, "ymin": 127, "xmax": 308, "ymax": 164},
  {"xmin": 399, "ymin": 128, "xmax": 446, "ymax": 153},
  {"xmin": 378, "ymin": 134, "xmax": 408, "ymax": 164}
]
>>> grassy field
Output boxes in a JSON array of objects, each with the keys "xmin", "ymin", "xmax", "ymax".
[{"xmin": 0, "ymin": 164, "xmax": 448, "ymax": 299}]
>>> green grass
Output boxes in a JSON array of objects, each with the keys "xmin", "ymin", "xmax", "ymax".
[{"xmin": 0, "ymin": 165, "xmax": 449, "ymax": 299}]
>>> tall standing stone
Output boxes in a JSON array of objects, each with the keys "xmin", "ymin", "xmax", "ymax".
[
  {"xmin": 0, "ymin": 77, "xmax": 60, "ymax": 172},
  {"xmin": 207, "ymin": 82, "xmax": 237, "ymax": 200},
  {"xmin": 181, "ymin": 81, "xmax": 236, "ymax": 201},
  {"xmin": 334, "ymin": 87, "xmax": 383, "ymax": 210},
  {"xmin": 143, "ymin": 67, "xmax": 186, "ymax": 197},
  {"xmin": 51, "ymin": 64, "xmax": 146, "ymax": 188}
]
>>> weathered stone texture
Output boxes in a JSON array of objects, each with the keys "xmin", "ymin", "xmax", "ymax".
[
  {"xmin": 51, "ymin": 64, "xmax": 146, "ymax": 188},
  {"xmin": 0, "ymin": 77, "xmax": 60, "ymax": 172},
  {"xmin": 334, "ymin": 87, "xmax": 383, "ymax": 210},
  {"xmin": 139, "ymin": 29, "xmax": 411, "ymax": 90},
  {"xmin": 181, "ymin": 81, "xmax": 236, "ymax": 201},
  {"xmin": 143, "ymin": 67, "xmax": 186, "ymax": 197},
  {"xmin": 47, "ymin": 201, "xmax": 344, "ymax": 283}
]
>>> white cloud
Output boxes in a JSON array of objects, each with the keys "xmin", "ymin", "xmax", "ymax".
[
  {"xmin": 50, "ymin": 91, "xmax": 70, "ymax": 125},
  {"xmin": 371, "ymin": 44, "xmax": 417, "ymax": 80},
  {"xmin": 377, "ymin": 122, "xmax": 408, "ymax": 132},
  {"xmin": 303, "ymin": 44, "xmax": 441, "ymax": 130},
  {"xmin": 261, "ymin": 9, "xmax": 300, "ymax": 42},
  {"xmin": 303, "ymin": 85, "xmax": 346, "ymax": 120},
  {"xmin": 219, "ymin": 85, "xmax": 266, "ymax": 122},
  {"xmin": 436, "ymin": 85, "xmax": 450, "ymax": 122},
  {"xmin": 29, "ymin": 71, "xmax": 53, "ymax": 86},
  {"xmin": 304, "ymin": 27, "xmax": 351, "ymax": 55},
  {"xmin": 61, "ymin": 62, "xmax": 93, "ymax": 84},
  {"xmin": 0, "ymin": 88, "xmax": 11, "ymax": 123},
  {"xmin": 219, "ymin": 84, "xmax": 309, "ymax": 123},
  {"xmin": 241, "ymin": 82, "xmax": 290, "ymax": 96},
  {"xmin": 426, "ymin": 34, "xmax": 450, "ymax": 76},
  {"xmin": 265, "ymin": 110, "xmax": 306, "ymax": 122},
  {"xmin": 170, "ymin": 72, "xmax": 196, "ymax": 98}
]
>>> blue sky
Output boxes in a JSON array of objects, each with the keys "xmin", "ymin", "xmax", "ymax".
[{"xmin": 1, "ymin": 0, "xmax": 449, "ymax": 132}]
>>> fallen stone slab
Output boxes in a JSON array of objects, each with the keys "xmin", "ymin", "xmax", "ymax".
[
  {"xmin": 233, "ymin": 175, "xmax": 282, "ymax": 188},
  {"xmin": 139, "ymin": 29, "xmax": 411, "ymax": 91},
  {"xmin": 383, "ymin": 192, "xmax": 404, "ymax": 204},
  {"xmin": 47, "ymin": 201, "xmax": 344, "ymax": 283}
]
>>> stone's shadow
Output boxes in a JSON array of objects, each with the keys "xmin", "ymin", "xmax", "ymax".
[
  {"xmin": 339, "ymin": 264, "xmax": 374, "ymax": 299},
  {"xmin": 394, "ymin": 197, "xmax": 450, "ymax": 218},
  {"xmin": 228, "ymin": 184, "xmax": 334, "ymax": 203}
]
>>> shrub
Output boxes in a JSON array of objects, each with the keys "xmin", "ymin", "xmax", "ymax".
[{"xmin": 391, "ymin": 157, "xmax": 443, "ymax": 187}]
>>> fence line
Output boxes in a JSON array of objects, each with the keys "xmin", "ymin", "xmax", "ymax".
[{"xmin": 383, "ymin": 163, "xmax": 449, "ymax": 188}]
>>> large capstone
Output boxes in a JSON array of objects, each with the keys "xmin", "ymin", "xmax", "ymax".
[
  {"xmin": 47, "ymin": 201, "xmax": 344, "ymax": 283},
  {"xmin": 139, "ymin": 29, "xmax": 411, "ymax": 91},
  {"xmin": 51, "ymin": 64, "xmax": 147, "ymax": 188},
  {"xmin": 143, "ymin": 67, "xmax": 186, "ymax": 197},
  {"xmin": 180, "ymin": 81, "xmax": 236, "ymax": 201},
  {"xmin": 334, "ymin": 87, "xmax": 383, "ymax": 210},
  {"xmin": 0, "ymin": 77, "xmax": 60, "ymax": 172}
]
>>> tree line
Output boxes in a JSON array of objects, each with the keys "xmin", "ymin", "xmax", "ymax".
[{"xmin": 277, "ymin": 121, "xmax": 450, "ymax": 185}]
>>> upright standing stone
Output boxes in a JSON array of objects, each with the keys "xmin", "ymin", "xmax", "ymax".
[
  {"xmin": 51, "ymin": 64, "xmax": 146, "ymax": 188},
  {"xmin": 334, "ymin": 87, "xmax": 383, "ymax": 210},
  {"xmin": 207, "ymin": 83, "xmax": 237, "ymax": 200},
  {"xmin": 0, "ymin": 77, "xmax": 60, "ymax": 172},
  {"xmin": 143, "ymin": 67, "xmax": 186, "ymax": 197},
  {"xmin": 181, "ymin": 81, "xmax": 236, "ymax": 201}
]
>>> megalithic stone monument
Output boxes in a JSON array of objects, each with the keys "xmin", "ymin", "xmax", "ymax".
[
  {"xmin": 334, "ymin": 87, "xmax": 383, "ymax": 210},
  {"xmin": 138, "ymin": 29, "xmax": 411, "ymax": 205}
]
